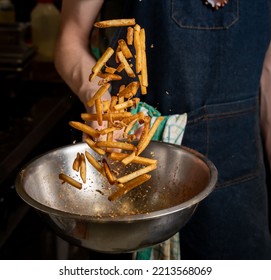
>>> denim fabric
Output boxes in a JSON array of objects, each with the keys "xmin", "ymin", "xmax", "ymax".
[{"xmin": 106, "ymin": 0, "xmax": 271, "ymax": 259}]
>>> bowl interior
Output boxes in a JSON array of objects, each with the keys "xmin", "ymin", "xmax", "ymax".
[{"xmin": 16, "ymin": 141, "xmax": 217, "ymax": 219}]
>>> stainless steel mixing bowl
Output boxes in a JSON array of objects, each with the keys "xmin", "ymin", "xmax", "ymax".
[{"xmin": 15, "ymin": 141, "xmax": 217, "ymax": 253}]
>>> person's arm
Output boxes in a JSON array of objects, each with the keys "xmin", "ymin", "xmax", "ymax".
[
  {"xmin": 260, "ymin": 41, "xmax": 271, "ymax": 170},
  {"xmin": 54, "ymin": 0, "xmax": 109, "ymax": 111}
]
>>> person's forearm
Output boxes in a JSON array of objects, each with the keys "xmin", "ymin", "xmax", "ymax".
[{"xmin": 54, "ymin": 0, "xmax": 107, "ymax": 106}]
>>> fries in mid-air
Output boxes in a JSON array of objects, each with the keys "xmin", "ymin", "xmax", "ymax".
[
  {"xmin": 59, "ymin": 173, "xmax": 82, "ymax": 190},
  {"xmin": 94, "ymin": 18, "xmax": 136, "ymax": 28},
  {"xmin": 59, "ymin": 18, "xmax": 163, "ymax": 200}
]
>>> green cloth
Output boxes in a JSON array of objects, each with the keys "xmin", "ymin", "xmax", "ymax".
[{"xmin": 130, "ymin": 102, "xmax": 169, "ymax": 141}]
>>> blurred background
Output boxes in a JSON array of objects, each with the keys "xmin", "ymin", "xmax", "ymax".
[{"xmin": 0, "ymin": 0, "xmax": 92, "ymax": 260}]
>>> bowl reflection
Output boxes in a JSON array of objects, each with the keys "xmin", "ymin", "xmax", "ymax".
[{"xmin": 15, "ymin": 141, "xmax": 217, "ymax": 253}]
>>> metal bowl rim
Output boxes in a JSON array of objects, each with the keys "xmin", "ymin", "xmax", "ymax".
[{"xmin": 15, "ymin": 141, "xmax": 218, "ymax": 223}]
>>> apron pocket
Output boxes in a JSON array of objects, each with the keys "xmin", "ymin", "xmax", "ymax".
[
  {"xmin": 182, "ymin": 97, "xmax": 262, "ymax": 188},
  {"xmin": 171, "ymin": 0, "xmax": 239, "ymax": 30}
]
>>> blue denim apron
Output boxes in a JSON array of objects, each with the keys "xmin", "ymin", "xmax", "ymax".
[{"xmin": 107, "ymin": 0, "xmax": 271, "ymax": 259}]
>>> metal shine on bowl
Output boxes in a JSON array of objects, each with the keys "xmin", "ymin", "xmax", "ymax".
[{"xmin": 15, "ymin": 141, "xmax": 217, "ymax": 253}]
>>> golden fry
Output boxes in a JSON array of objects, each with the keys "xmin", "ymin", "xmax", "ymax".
[
  {"xmin": 140, "ymin": 28, "xmax": 148, "ymax": 87},
  {"xmin": 116, "ymin": 62, "xmax": 125, "ymax": 72},
  {"xmin": 102, "ymin": 159, "xmax": 116, "ymax": 185},
  {"xmin": 110, "ymin": 95, "xmax": 118, "ymax": 111},
  {"xmin": 97, "ymin": 72, "xmax": 122, "ymax": 81},
  {"xmin": 137, "ymin": 116, "xmax": 164, "ymax": 155},
  {"xmin": 105, "ymin": 66, "xmax": 116, "ymax": 74},
  {"xmin": 138, "ymin": 74, "xmax": 147, "ymax": 95},
  {"xmin": 118, "ymin": 39, "xmax": 133, "ymax": 59},
  {"xmin": 121, "ymin": 111, "xmax": 145, "ymax": 125},
  {"xmin": 121, "ymin": 151, "xmax": 136, "ymax": 165},
  {"xmin": 109, "ymin": 152, "xmax": 157, "ymax": 165},
  {"xmin": 95, "ymin": 98, "xmax": 103, "ymax": 126},
  {"xmin": 118, "ymin": 81, "xmax": 140, "ymax": 98},
  {"xmin": 116, "ymin": 51, "xmax": 135, "ymax": 78},
  {"xmin": 102, "ymin": 100, "xmax": 110, "ymax": 112},
  {"xmin": 108, "ymin": 174, "xmax": 151, "ymax": 201},
  {"xmin": 89, "ymin": 47, "xmax": 114, "ymax": 81},
  {"xmin": 59, "ymin": 173, "xmax": 82, "ymax": 190},
  {"xmin": 136, "ymin": 116, "xmax": 151, "ymax": 155},
  {"xmin": 69, "ymin": 121, "xmax": 100, "ymax": 138},
  {"xmin": 80, "ymin": 153, "xmax": 87, "ymax": 183},
  {"xmin": 123, "ymin": 118, "xmax": 138, "ymax": 137},
  {"xmin": 113, "ymin": 99, "xmax": 134, "ymax": 111},
  {"xmin": 81, "ymin": 112, "xmax": 132, "ymax": 122},
  {"xmin": 72, "ymin": 152, "xmax": 81, "ymax": 172},
  {"xmin": 86, "ymin": 83, "xmax": 111, "ymax": 108},
  {"xmin": 117, "ymin": 164, "xmax": 157, "ymax": 184},
  {"xmin": 134, "ymin": 24, "xmax": 142, "ymax": 74},
  {"xmin": 99, "ymin": 127, "xmax": 119, "ymax": 135},
  {"xmin": 85, "ymin": 151, "xmax": 104, "ymax": 175},
  {"xmin": 96, "ymin": 141, "xmax": 136, "ymax": 151},
  {"xmin": 85, "ymin": 137, "xmax": 106, "ymax": 155},
  {"xmin": 127, "ymin": 26, "xmax": 134, "ymax": 45},
  {"xmin": 94, "ymin": 18, "xmax": 136, "ymax": 28}
]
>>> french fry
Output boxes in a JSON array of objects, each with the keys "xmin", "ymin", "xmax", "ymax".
[
  {"xmin": 89, "ymin": 47, "xmax": 114, "ymax": 81},
  {"xmin": 99, "ymin": 126, "xmax": 119, "ymax": 135},
  {"xmin": 113, "ymin": 99, "xmax": 134, "ymax": 111},
  {"xmin": 105, "ymin": 66, "xmax": 116, "ymax": 74},
  {"xmin": 72, "ymin": 152, "xmax": 81, "ymax": 172},
  {"xmin": 123, "ymin": 118, "xmax": 138, "ymax": 137},
  {"xmin": 81, "ymin": 112, "xmax": 132, "ymax": 122},
  {"xmin": 102, "ymin": 100, "xmax": 110, "ymax": 112},
  {"xmin": 140, "ymin": 28, "xmax": 148, "ymax": 87},
  {"xmin": 94, "ymin": 98, "xmax": 103, "ymax": 126},
  {"xmin": 116, "ymin": 62, "xmax": 125, "ymax": 73},
  {"xmin": 59, "ymin": 173, "xmax": 82, "ymax": 190},
  {"xmin": 134, "ymin": 24, "xmax": 142, "ymax": 74},
  {"xmin": 121, "ymin": 151, "xmax": 136, "ymax": 165},
  {"xmin": 115, "ymin": 45, "xmax": 121, "ymax": 63},
  {"xmin": 94, "ymin": 18, "xmax": 136, "ymax": 28},
  {"xmin": 137, "ymin": 116, "xmax": 164, "ymax": 155},
  {"xmin": 109, "ymin": 152, "xmax": 157, "ymax": 165},
  {"xmin": 85, "ymin": 151, "xmax": 104, "ymax": 175},
  {"xmin": 127, "ymin": 26, "xmax": 134, "ymax": 45},
  {"xmin": 136, "ymin": 116, "xmax": 151, "ymax": 154},
  {"xmin": 102, "ymin": 159, "xmax": 116, "ymax": 185},
  {"xmin": 96, "ymin": 141, "xmax": 136, "ymax": 151},
  {"xmin": 118, "ymin": 39, "xmax": 133, "ymax": 59},
  {"xmin": 108, "ymin": 174, "xmax": 151, "ymax": 201},
  {"xmin": 85, "ymin": 137, "xmax": 106, "ymax": 155},
  {"xmin": 118, "ymin": 95, "xmax": 125, "ymax": 112},
  {"xmin": 118, "ymin": 81, "xmax": 140, "ymax": 98},
  {"xmin": 97, "ymin": 72, "xmax": 122, "ymax": 81},
  {"xmin": 116, "ymin": 51, "xmax": 136, "ymax": 78},
  {"xmin": 121, "ymin": 111, "xmax": 145, "ymax": 125},
  {"xmin": 80, "ymin": 153, "xmax": 87, "ymax": 183},
  {"xmin": 106, "ymin": 121, "xmax": 113, "ymax": 144},
  {"xmin": 117, "ymin": 164, "xmax": 156, "ymax": 184},
  {"xmin": 69, "ymin": 121, "xmax": 100, "ymax": 138},
  {"xmin": 86, "ymin": 83, "xmax": 111, "ymax": 108},
  {"xmin": 110, "ymin": 95, "xmax": 118, "ymax": 111},
  {"xmin": 138, "ymin": 74, "xmax": 147, "ymax": 95}
]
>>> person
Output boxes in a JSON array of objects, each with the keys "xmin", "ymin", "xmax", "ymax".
[{"xmin": 54, "ymin": 0, "xmax": 271, "ymax": 259}]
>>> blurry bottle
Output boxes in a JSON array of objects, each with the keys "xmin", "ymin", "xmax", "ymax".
[
  {"xmin": 0, "ymin": 0, "xmax": 15, "ymax": 24},
  {"xmin": 31, "ymin": 0, "xmax": 60, "ymax": 62}
]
